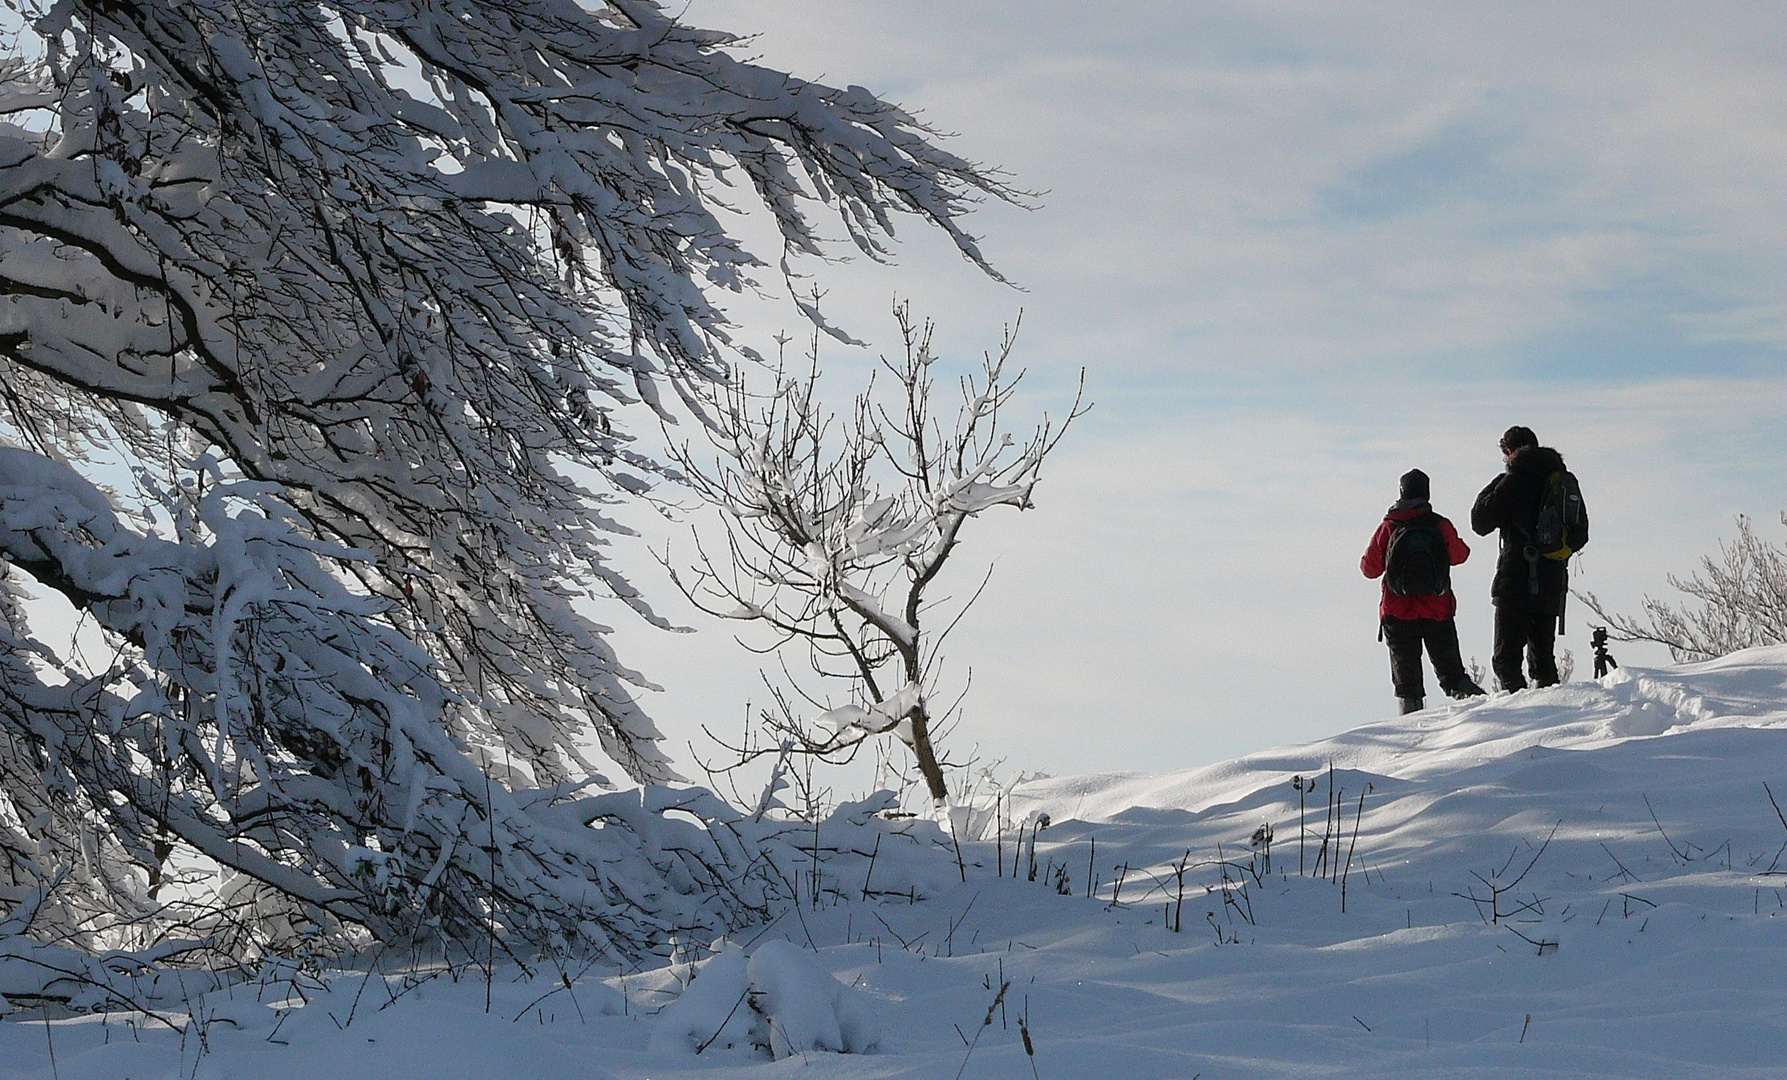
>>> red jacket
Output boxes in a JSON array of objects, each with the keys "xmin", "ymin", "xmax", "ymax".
[{"xmin": 1361, "ymin": 504, "xmax": 1470, "ymax": 621}]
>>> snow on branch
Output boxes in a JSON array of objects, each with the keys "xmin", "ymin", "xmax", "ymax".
[
  {"xmin": 1580, "ymin": 513, "xmax": 1787, "ymax": 662},
  {"xmin": 0, "ymin": 447, "xmax": 788, "ymax": 957}
]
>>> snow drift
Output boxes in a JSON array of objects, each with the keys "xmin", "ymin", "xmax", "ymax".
[{"xmin": 4, "ymin": 648, "xmax": 1787, "ymax": 1078}]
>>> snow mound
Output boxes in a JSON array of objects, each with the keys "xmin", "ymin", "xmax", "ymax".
[
  {"xmin": 1008, "ymin": 645, "xmax": 1787, "ymax": 822},
  {"xmin": 648, "ymin": 939, "xmax": 881, "ymax": 1059},
  {"xmin": 646, "ymin": 944, "xmax": 753, "ymax": 1055},
  {"xmin": 747, "ymin": 940, "xmax": 881, "ymax": 1058}
]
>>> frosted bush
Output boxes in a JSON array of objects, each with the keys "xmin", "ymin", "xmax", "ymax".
[
  {"xmin": 648, "ymin": 939, "xmax": 881, "ymax": 1059},
  {"xmin": 747, "ymin": 940, "xmax": 882, "ymax": 1058}
]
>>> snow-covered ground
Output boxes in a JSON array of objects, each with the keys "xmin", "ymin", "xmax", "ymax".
[{"xmin": 7, "ymin": 648, "xmax": 1787, "ymax": 1079}]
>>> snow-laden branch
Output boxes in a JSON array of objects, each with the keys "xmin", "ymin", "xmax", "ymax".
[
  {"xmin": 0, "ymin": 447, "xmax": 786, "ymax": 956},
  {"xmin": 1580, "ymin": 513, "xmax": 1787, "ymax": 662}
]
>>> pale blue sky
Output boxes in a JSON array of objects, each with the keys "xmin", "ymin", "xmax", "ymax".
[{"xmin": 605, "ymin": 1, "xmax": 1787, "ymax": 778}]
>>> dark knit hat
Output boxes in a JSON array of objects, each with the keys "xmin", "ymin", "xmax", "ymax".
[{"xmin": 1399, "ymin": 468, "xmax": 1430, "ymax": 501}]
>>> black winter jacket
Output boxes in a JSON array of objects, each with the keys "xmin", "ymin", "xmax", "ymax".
[{"xmin": 1470, "ymin": 445, "xmax": 1587, "ymax": 612}]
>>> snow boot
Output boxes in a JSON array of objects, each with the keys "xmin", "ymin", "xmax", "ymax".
[
  {"xmin": 1446, "ymin": 679, "xmax": 1487, "ymax": 699},
  {"xmin": 1398, "ymin": 696, "xmax": 1424, "ymax": 715}
]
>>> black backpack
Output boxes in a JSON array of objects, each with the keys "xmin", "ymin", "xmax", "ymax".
[
  {"xmin": 1384, "ymin": 514, "xmax": 1450, "ymax": 597},
  {"xmin": 1531, "ymin": 470, "xmax": 1587, "ymax": 562}
]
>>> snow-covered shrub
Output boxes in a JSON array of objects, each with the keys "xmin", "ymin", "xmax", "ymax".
[
  {"xmin": 747, "ymin": 940, "xmax": 882, "ymax": 1058},
  {"xmin": 648, "ymin": 940, "xmax": 881, "ymax": 1059},
  {"xmin": 0, "ymin": 884, "xmax": 215, "ymax": 1013},
  {"xmin": 647, "ymin": 944, "xmax": 755, "ymax": 1054},
  {"xmin": 1582, "ymin": 514, "xmax": 1787, "ymax": 661}
]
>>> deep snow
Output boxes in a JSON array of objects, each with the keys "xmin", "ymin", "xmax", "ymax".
[{"xmin": 6, "ymin": 648, "xmax": 1787, "ymax": 1079}]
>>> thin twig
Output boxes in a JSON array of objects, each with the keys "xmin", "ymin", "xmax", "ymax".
[
  {"xmin": 1642, "ymin": 794, "xmax": 1688, "ymax": 864},
  {"xmin": 1599, "ymin": 842, "xmax": 1641, "ymax": 883},
  {"xmin": 1341, "ymin": 788, "xmax": 1366, "ymax": 913},
  {"xmin": 862, "ymin": 833, "xmax": 882, "ymax": 900}
]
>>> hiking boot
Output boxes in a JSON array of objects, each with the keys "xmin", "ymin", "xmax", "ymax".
[
  {"xmin": 1446, "ymin": 679, "xmax": 1487, "ymax": 699},
  {"xmin": 1398, "ymin": 696, "xmax": 1424, "ymax": 715}
]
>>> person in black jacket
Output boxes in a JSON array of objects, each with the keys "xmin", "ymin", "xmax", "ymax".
[{"xmin": 1470, "ymin": 425, "xmax": 1588, "ymax": 691}]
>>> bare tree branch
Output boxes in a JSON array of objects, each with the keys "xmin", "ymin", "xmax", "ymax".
[
  {"xmin": 1579, "ymin": 514, "xmax": 1787, "ymax": 661},
  {"xmin": 670, "ymin": 303, "xmax": 1085, "ymax": 806}
]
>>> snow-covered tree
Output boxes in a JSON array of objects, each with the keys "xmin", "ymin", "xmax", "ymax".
[
  {"xmin": 671, "ymin": 305, "xmax": 1081, "ymax": 806},
  {"xmin": 0, "ymin": 0, "xmax": 1013, "ymax": 956},
  {"xmin": 1580, "ymin": 514, "xmax": 1787, "ymax": 662}
]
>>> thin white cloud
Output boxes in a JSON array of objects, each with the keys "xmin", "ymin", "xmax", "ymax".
[
  {"xmin": 1675, "ymin": 305, "xmax": 1787, "ymax": 347},
  {"xmin": 688, "ymin": 0, "xmax": 1787, "ymax": 366}
]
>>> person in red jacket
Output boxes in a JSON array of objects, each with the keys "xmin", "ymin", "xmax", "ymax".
[{"xmin": 1361, "ymin": 469, "xmax": 1487, "ymax": 714}]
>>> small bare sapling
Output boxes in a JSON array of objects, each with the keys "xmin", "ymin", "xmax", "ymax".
[
  {"xmin": 1455, "ymin": 821, "xmax": 1560, "ymax": 926},
  {"xmin": 671, "ymin": 305, "xmax": 1084, "ymax": 806}
]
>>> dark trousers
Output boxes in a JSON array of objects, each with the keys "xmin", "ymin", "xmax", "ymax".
[
  {"xmin": 1383, "ymin": 617, "xmax": 1470, "ymax": 700},
  {"xmin": 1492, "ymin": 604, "xmax": 1559, "ymax": 691}
]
